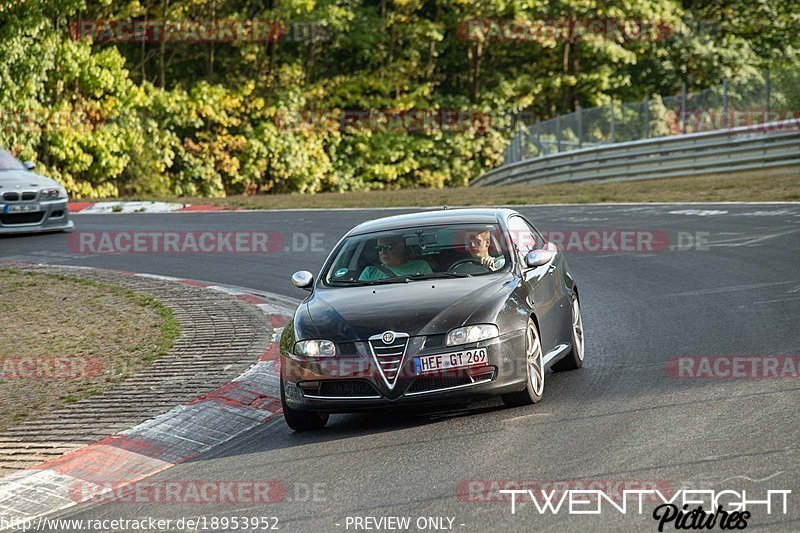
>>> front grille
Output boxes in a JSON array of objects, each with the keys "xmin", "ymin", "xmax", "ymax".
[
  {"xmin": 408, "ymin": 374, "xmax": 473, "ymax": 393},
  {"xmin": 21, "ymin": 191, "xmax": 36, "ymax": 201},
  {"xmin": 316, "ymin": 380, "xmax": 380, "ymax": 397},
  {"xmin": 369, "ymin": 334, "xmax": 409, "ymax": 384},
  {"xmin": 2, "ymin": 192, "xmax": 20, "ymax": 201},
  {"xmin": 0, "ymin": 212, "xmax": 45, "ymax": 225}
]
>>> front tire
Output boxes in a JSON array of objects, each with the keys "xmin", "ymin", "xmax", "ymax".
[
  {"xmin": 281, "ymin": 378, "xmax": 329, "ymax": 431},
  {"xmin": 501, "ymin": 318, "xmax": 544, "ymax": 407},
  {"xmin": 552, "ymin": 296, "xmax": 584, "ymax": 372}
]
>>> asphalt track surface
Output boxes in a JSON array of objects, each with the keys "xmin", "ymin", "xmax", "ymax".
[{"xmin": 2, "ymin": 203, "xmax": 799, "ymax": 532}]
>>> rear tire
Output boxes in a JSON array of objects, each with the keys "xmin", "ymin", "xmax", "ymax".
[
  {"xmin": 281, "ymin": 378, "xmax": 329, "ymax": 431},
  {"xmin": 501, "ymin": 319, "xmax": 544, "ymax": 407},
  {"xmin": 552, "ymin": 297, "xmax": 584, "ymax": 372}
]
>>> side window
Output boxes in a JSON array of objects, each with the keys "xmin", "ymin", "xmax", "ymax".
[
  {"xmin": 523, "ymin": 218, "xmax": 548, "ymax": 251},
  {"xmin": 507, "ymin": 216, "xmax": 538, "ymax": 263}
]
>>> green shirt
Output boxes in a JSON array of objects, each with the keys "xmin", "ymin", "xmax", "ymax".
[{"xmin": 359, "ymin": 259, "xmax": 433, "ymax": 281}]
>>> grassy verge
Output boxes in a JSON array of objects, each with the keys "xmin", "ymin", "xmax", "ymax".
[
  {"xmin": 99, "ymin": 166, "xmax": 799, "ymax": 210},
  {"xmin": 0, "ymin": 269, "xmax": 179, "ymax": 431}
]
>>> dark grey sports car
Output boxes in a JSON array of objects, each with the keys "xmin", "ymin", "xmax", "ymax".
[{"xmin": 280, "ymin": 208, "xmax": 584, "ymax": 431}]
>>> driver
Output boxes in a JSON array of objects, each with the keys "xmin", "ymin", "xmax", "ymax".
[
  {"xmin": 466, "ymin": 230, "xmax": 506, "ymax": 271},
  {"xmin": 359, "ymin": 235, "xmax": 433, "ymax": 280}
]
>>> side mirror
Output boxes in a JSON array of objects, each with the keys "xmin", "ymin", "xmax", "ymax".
[
  {"xmin": 23, "ymin": 161, "xmax": 36, "ymax": 171},
  {"xmin": 525, "ymin": 250, "xmax": 553, "ymax": 268},
  {"xmin": 291, "ymin": 270, "xmax": 314, "ymax": 290}
]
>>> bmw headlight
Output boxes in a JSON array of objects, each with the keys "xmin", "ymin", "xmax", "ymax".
[
  {"xmin": 294, "ymin": 339, "xmax": 336, "ymax": 357},
  {"xmin": 446, "ymin": 324, "xmax": 499, "ymax": 346},
  {"xmin": 40, "ymin": 188, "xmax": 65, "ymax": 200}
]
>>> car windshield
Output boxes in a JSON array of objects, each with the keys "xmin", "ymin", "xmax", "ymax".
[
  {"xmin": 0, "ymin": 150, "xmax": 24, "ymax": 171},
  {"xmin": 324, "ymin": 223, "xmax": 511, "ymax": 286}
]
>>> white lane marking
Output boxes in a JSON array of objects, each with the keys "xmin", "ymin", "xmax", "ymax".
[
  {"xmin": 752, "ymin": 296, "xmax": 800, "ymax": 305},
  {"xmin": 77, "ymin": 201, "xmax": 186, "ymax": 214},
  {"xmin": 669, "ymin": 281, "xmax": 798, "ymax": 297},
  {"xmin": 739, "ymin": 210, "xmax": 795, "ymax": 216},
  {"xmin": 206, "ymin": 285, "xmax": 247, "ymax": 295},
  {"xmin": 134, "ymin": 273, "xmax": 182, "ymax": 281},
  {"xmin": 705, "ymin": 228, "xmax": 800, "ymax": 247},
  {"xmin": 668, "ymin": 209, "xmax": 728, "ymax": 216},
  {"xmin": 719, "ymin": 472, "xmax": 784, "ymax": 484},
  {"xmin": 68, "ymin": 201, "xmax": 800, "ymax": 215},
  {"xmin": 256, "ymin": 302, "xmax": 288, "ymax": 314},
  {"xmin": 504, "ymin": 413, "xmax": 550, "ymax": 422}
]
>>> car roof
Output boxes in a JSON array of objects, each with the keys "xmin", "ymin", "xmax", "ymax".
[{"xmin": 348, "ymin": 208, "xmax": 519, "ymax": 236}]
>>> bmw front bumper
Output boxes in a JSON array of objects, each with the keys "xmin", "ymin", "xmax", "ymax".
[
  {"xmin": 281, "ymin": 330, "xmax": 528, "ymax": 413},
  {"xmin": 0, "ymin": 200, "xmax": 74, "ymax": 234}
]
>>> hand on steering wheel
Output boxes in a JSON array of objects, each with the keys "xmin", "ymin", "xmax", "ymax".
[{"xmin": 449, "ymin": 258, "xmax": 491, "ymax": 272}]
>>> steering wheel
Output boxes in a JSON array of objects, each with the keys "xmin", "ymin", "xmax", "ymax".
[{"xmin": 449, "ymin": 258, "xmax": 490, "ymax": 272}]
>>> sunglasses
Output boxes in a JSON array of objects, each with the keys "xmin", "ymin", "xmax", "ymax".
[{"xmin": 375, "ymin": 243, "xmax": 399, "ymax": 253}]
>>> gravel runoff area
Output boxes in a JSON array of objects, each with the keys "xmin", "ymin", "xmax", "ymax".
[
  {"xmin": 0, "ymin": 265, "xmax": 275, "ymax": 477},
  {"xmin": 0, "ymin": 269, "xmax": 178, "ymax": 432}
]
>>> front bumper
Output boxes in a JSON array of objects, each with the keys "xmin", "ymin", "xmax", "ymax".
[
  {"xmin": 281, "ymin": 330, "xmax": 528, "ymax": 413},
  {"xmin": 0, "ymin": 200, "xmax": 74, "ymax": 234}
]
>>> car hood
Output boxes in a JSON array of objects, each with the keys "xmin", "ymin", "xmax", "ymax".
[
  {"xmin": 304, "ymin": 274, "xmax": 516, "ymax": 340},
  {"xmin": 0, "ymin": 170, "xmax": 61, "ymax": 190}
]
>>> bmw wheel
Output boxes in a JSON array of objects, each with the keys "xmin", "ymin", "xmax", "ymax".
[{"xmin": 502, "ymin": 318, "xmax": 544, "ymax": 407}]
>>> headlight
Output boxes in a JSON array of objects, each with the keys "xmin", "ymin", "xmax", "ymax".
[
  {"xmin": 446, "ymin": 324, "xmax": 499, "ymax": 346},
  {"xmin": 294, "ymin": 339, "xmax": 336, "ymax": 357},
  {"xmin": 40, "ymin": 188, "xmax": 65, "ymax": 200}
]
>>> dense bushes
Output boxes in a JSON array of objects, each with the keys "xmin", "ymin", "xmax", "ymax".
[{"xmin": 0, "ymin": 0, "xmax": 796, "ymax": 198}]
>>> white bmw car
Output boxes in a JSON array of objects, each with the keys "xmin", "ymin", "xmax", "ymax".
[{"xmin": 0, "ymin": 149, "xmax": 74, "ymax": 234}]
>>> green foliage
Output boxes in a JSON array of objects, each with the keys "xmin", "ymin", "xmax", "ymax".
[{"xmin": 0, "ymin": 0, "xmax": 797, "ymax": 197}]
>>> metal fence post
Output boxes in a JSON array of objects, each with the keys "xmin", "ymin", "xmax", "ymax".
[
  {"xmin": 681, "ymin": 81, "xmax": 687, "ymax": 134},
  {"xmin": 577, "ymin": 105, "xmax": 583, "ymax": 148},
  {"xmin": 556, "ymin": 114, "xmax": 562, "ymax": 152},
  {"xmin": 722, "ymin": 79, "xmax": 728, "ymax": 129},
  {"xmin": 765, "ymin": 68, "xmax": 771, "ymax": 124},
  {"xmin": 609, "ymin": 101, "xmax": 615, "ymax": 143},
  {"xmin": 643, "ymin": 96, "xmax": 649, "ymax": 139}
]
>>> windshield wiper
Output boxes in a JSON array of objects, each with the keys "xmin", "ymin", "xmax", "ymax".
[
  {"xmin": 404, "ymin": 272, "xmax": 471, "ymax": 280},
  {"xmin": 329, "ymin": 272, "xmax": 470, "ymax": 287},
  {"xmin": 329, "ymin": 277, "xmax": 410, "ymax": 287}
]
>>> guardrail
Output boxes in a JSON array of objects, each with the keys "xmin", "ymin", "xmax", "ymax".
[{"xmin": 471, "ymin": 119, "xmax": 800, "ymax": 187}]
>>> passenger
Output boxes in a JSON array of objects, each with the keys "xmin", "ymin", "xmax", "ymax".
[
  {"xmin": 359, "ymin": 235, "xmax": 433, "ymax": 280},
  {"xmin": 467, "ymin": 230, "xmax": 506, "ymax": 271}
]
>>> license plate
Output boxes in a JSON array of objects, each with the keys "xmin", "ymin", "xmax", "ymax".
[
  {"xmin": 4, "ymin": 203, "xmax": 41, "ymax": 214},
  {"xmin": 414, "ymin": 348, "xmax": 488, "ymax": 374}
]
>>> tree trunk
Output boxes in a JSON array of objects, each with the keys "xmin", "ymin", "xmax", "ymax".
[{"xmin": 159, "ymin": 0, "xmax": 169, "ymax": 88}]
